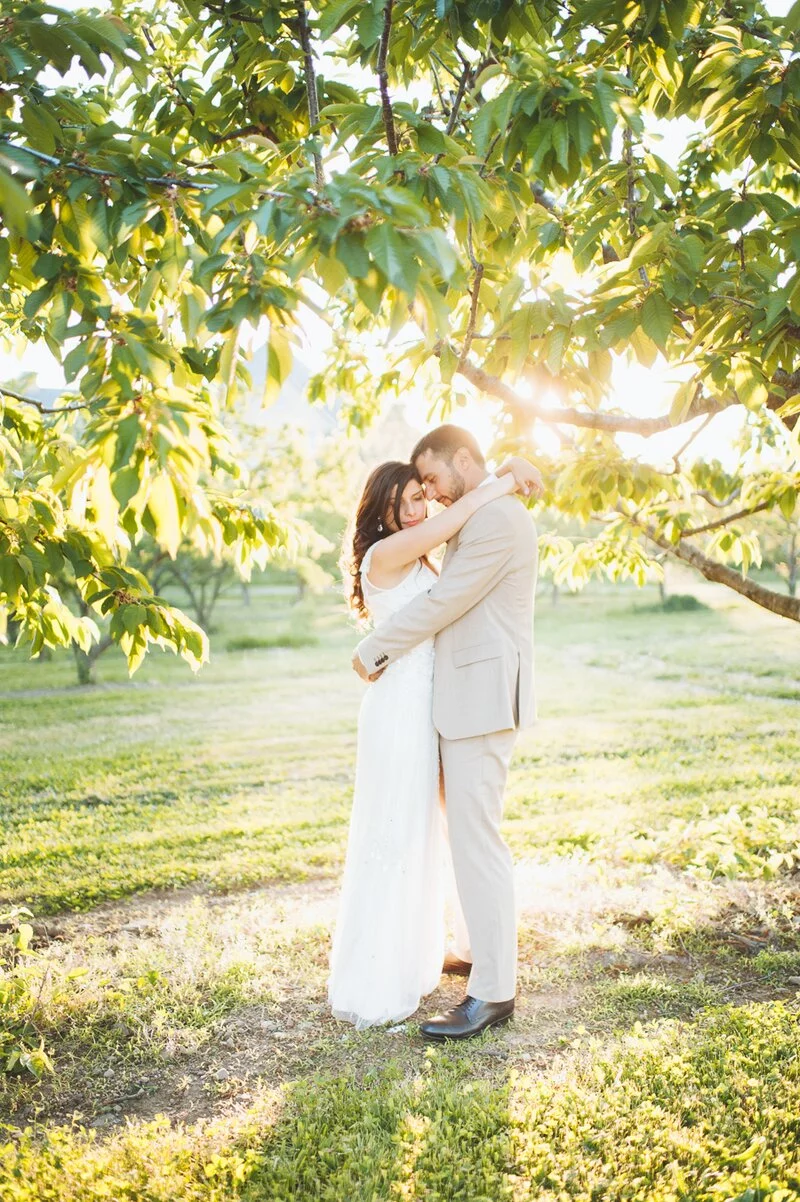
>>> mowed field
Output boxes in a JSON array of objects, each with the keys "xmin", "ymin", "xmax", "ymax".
[{"xmin": 1, "ymin": 573, "xmax": 799, "ymax": 1200}]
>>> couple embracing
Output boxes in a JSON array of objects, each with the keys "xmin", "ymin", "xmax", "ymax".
[{"xmin": 328, "ymin": 424, "xmax": 542, "ymax": 1041}]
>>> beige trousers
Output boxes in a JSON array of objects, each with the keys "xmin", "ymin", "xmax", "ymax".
[{"xmin": 439, "ymin": 728, "xmax": 518, "ymax": 1002}]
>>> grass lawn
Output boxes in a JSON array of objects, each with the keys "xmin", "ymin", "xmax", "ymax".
[{"xmin": 1, "ymin": 571, "xmax": 799, "ymax": 1199}]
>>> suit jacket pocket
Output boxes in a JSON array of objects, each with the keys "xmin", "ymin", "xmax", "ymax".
[{"xmin": 452, "ymin": 639, "xmax": 504, "ymax": 667}]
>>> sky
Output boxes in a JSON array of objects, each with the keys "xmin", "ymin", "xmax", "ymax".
[{"xmin": 1, "ymin": 0, "xmax": 795, "ymax": 469}]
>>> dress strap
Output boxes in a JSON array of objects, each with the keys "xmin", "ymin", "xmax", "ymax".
[{"xmin": 360, "ymin": 542, "xmax": 378, "ymax": 590}]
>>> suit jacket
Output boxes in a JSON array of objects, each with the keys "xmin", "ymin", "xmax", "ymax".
[{"xmin": 356, "ymin": 494, "xmax": 538, "ymax": 740}]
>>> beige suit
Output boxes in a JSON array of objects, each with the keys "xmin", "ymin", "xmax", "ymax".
[{"xmin": 357, "ymin": 494, "xmax": 538, "ymax": 1001}]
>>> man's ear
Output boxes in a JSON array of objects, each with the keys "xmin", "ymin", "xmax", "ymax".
[{"xmin": 453, "ymin": 447, "xmax": 473, "ymax": 474}]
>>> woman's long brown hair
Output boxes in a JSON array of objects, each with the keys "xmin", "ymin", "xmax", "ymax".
[{"xmin": 342, "ymin": 461, "xmax": 422, "ymax": 621}]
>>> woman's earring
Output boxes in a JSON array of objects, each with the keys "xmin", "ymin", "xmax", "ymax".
[{"xmin": 377, "ymin": 520, "xmax": 383, "ymax": 532}]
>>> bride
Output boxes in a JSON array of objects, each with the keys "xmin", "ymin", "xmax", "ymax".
[{"xmin": 327, "ymin": 453, "xmax": 537, "ymax": 1030}]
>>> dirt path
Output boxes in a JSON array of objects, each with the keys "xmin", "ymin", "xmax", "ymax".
[{"xmin": 8, "ymin": 859, "xmax": 800, "ymax": 1139}]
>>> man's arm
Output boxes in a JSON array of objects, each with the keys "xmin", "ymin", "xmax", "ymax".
[{"xmin": 355, "ymin": 504, "xmax": 516, "ymax": 676}]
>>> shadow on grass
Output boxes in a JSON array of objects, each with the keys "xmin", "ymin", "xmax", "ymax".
[
  {"xmin": 237, "ymin": 999, "xmax": 800, "ymax": 1202},
  {"xmin": 3, "ymin": 998, "xmax": 800, "ymax": 1201},
  {"xmin": 238, "ymin": 1055, "xmax": 515, "ymax": 1202}
]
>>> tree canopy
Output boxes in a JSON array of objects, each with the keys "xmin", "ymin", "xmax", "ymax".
[{"xmin": 1, "ymin": 0, "xmax": 799, "ymax": 675}]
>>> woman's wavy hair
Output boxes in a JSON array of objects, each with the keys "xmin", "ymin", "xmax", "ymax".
[{"xmin": 342, "ymin": 460, "xmax": 422, "ymax": 621}]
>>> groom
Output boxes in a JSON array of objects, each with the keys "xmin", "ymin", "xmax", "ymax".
[{"xmin": 352, "ymin": 424, "xmax": 540, "ymax": 1040}]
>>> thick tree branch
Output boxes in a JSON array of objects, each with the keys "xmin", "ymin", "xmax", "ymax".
[
  {"xmin": 295, "ymin": 0, "xmax": 325, "ymax": 189},
  {"xmin": 451, "ymin": 349, "xmax": 800, "ymax": 437},
  {"xmin": 631, "ymin": 515, "xmax": 800, "ymax": 622},
  {"xmin": 377, "ymin": 0, "xmax": 399, "ymax": 156},
  {"xmin": 452, "ymin": 352, "xmax": 723, "ymax": 433}
]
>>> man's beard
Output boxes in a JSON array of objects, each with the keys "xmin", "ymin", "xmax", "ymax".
[{"xmin": 447, "ymin": 465, "xmax": 466, "ymax": 502}]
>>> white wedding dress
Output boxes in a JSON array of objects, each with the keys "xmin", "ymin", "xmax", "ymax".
[{"xmin": 327, "ymin": 547, "xmax": 447, "ymax": 1029}]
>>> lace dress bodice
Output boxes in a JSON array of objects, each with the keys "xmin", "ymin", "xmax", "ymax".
[{"xmin": 360, "ymin": 545, "xmax": 436, "ymax": 680}]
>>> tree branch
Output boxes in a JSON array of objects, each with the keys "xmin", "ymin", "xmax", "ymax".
[
  {"xmin": 200, "ymin": 2, "xmax": 264, "ymax": 23},
  {"xmin": 458, "ymin": 224, "xmax": 483, "ymax": 368},
  {"xmin": 377, "ymin": 0, "xmax": 399, "ymax": 156},
  {"xmin": 0, "ymin": 386, "xmax": 89, "ymax": 413},
  {"xmin": 451, "ymin": 350, "xmax": 800, "ymax": 437},
  {"xmin": 681, "ymin": 500, "xmax": 772, "ymax": 538},
  {"xmin": 142, "ymin": 26, "xmax": 196, "ymax": 116},
  {"xmin": 295, "ymin": 0, "xmax": 325, "ymax": 189},
  {"xmin": 429, "ymin": 51, "xmax": 463, "ymax": 85},
  {"xmin": 622, "ymin": 52, "xmax": 649, "ymax": 289},
  {"xmin": 1, "ymin": 138, "xmax": 296, "ymax": 199},
  {"xmin": 1, "ymin": 138, "xmax": 216, "ymax": 191},
  {"xmin": 445, "ymin": 63, "xmax": 470, "ymax": 136},
  {"xmin": 672, "ymin": 412, "xmax": 715, "ymax": 469},
  {"xmin": 210, "ymin": 123, "xmax": 279, "ymax": 145},
  {"xmin": 452, "ymin": 352, "xmax": 723, "ymax": 433},
  {"xmin": 630, "ymin": 515, "xmax": 800, "ymax": 622},
  {"xmin": 696, "ymin": 488, "xmax": 741, "ymax": 509}
]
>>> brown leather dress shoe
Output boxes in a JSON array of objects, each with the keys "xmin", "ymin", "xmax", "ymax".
[
  {"xmin": 442, "ymin": 953, "xmax": 473, "ymax": 976},
  {"xmin": 420, "ymin": 995, "xmax": 515, "ymax": 1041}
]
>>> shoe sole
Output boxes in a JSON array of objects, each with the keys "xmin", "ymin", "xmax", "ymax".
[{"xmin": 420, "ymin": 1013, "xmax": 513, "ymax": 1041}]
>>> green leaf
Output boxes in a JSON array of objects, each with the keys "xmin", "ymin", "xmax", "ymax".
[
  {"xmin": 640, "ymin": 291, "xmax": 673, "ymax": 350},
  {"xmin": 357, "ymin": 5, "xmax": 383, "ymax": 47},
  {"xmin": 725, "ymin": 200, "xmax": 755, "ymax": 231},
  {"xmin": 335, "ymin": 233, "xmax": 371, "ymax": 279},
  {"xmin": 733, "ymin": 359, "xmax": 769, "ymax": 410},
  {"xmin": 439, "ymin": 342, "xmax": 457, "ymax": 383},
  {"xmin": 113, "ymin": 414, "xmax": 140, "ymax": 472},
  {"xmin": 544, "ymin": 325, "xmax": 568, "ymax": 375},
  {"xmin": 319, "ymin": 0, "xmax": 362, "ymax": 39},
  {"xmin": 147, "ymin": 473, "xmax": 182, "ymax": 558},
  {"xmin": 0, "ymin": 165, "xmax": 37, "ymax": 236},
  {"xmin": 670, "ymin": 379, "xmax": 696, "ymax": 425},
  {"xmin": 265, "ymin": 324, "xmax": 294, "ymax": 406},
  {"xmin": 551, "ymin": 121, "xmax": 570, "ymax": 171},
  {"xmin": 365, "ymin": 224, "xmax": 419, "ymax": 294},
  {"xmin": 779, "ymin": 489, "xmax": 797, "ymax": 520},
  {"xmin": 629, "ymin": 224, "xmax": 671, "ymax": 271}
]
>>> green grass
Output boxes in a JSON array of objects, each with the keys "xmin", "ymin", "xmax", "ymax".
[
  {"xmin": 1, "ymin": 574, "xmax": 800, "ymax": 1198},
  {"xmin": 1, "ymin": 580, "xmax": 798, "ymax": 916},
  {"xmin": 2, "ymin": 1002, "xmax": 799, "ymax": 1200}
]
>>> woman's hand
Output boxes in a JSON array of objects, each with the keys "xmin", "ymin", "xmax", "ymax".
[{"xmin": 497, "ymin": 456, "xmax": 545, "ymax": 498}]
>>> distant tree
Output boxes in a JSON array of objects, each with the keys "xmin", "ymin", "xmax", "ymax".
[
  {"xmin": 757, "ymin": 511, "xmax": 800, "ymax": 597},
  {"xmin": 230, "ymin": 418, "xmax": 358, "ymax": 596}
]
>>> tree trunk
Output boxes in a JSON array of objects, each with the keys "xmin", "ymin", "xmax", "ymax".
[{"xmin": 73, "ymin": 644, "xmax": 97, "ymax": 685}]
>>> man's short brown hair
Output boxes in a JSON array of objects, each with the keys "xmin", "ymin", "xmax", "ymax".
[{"xmin": 411, "ymin": 424, "xmax": 486, "ymax": 468}]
